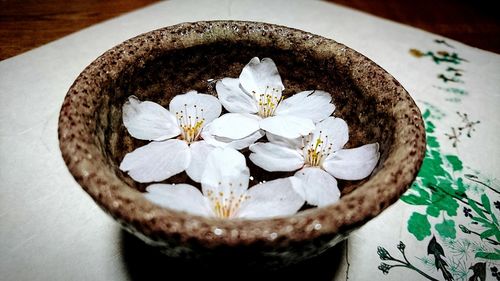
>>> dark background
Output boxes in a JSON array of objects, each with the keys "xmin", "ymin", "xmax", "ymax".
[{"xmin": 1, "ymin": 0, "xmax": 499, "ymax": 60}]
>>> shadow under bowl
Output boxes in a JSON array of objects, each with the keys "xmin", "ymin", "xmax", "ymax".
[{"xmin": 58, "ymin": 21, "xmax": 426, "ymax": 267}]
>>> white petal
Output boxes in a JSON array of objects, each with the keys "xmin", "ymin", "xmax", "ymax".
[
  {"xmin": 323, "ymin": 143, "xmax": 380, "ymax": 180},
  {"xmin": 199, "ymin": 121, "xmax": 231, "ymax": 148},
  {"xmin": 224, "ymin": 129, "xmax": 265, "ymax": 150},
  {"xmin": 201, "ymin": 147, "xmax": 249, "ymax": 198},
  {"xmin": 122, "ymin": 96, "xmax": 180, "ymax": 141},
  {"xmin": 275, "ymin": 90, "xmax": 335, "ymax": 123},
  {"xmin": 201, "ymin": 122, "xmax": 264, "ymax": 150},
  {"xmin": 266, "ymin": 132, "xmax": 303, "ymax": 149},
  {"xmin": 145, "ymin": 184, "xmax": 212, "ymax": 217},
  {"xmin": 209, "ymin": 113, "xmax": 260, "ymax": 139},
  {"xmin": 239, "ymin": 57, "xmax": 284, "ymax": 97},
  {"xmin": 249, "ymin": 142, "xmax": 304, "ymax": 172},
  {"xmin": 289, "ymin": 176, "xmax": 306, "ymax": 201},
  {"xmin": 169, "ymin": 90, "xmax": 222, "ymax": 124},
  {"xmin": 259, "ymin": 115, "xmax": 315, "ymax": 139},
  {"xmin": 237, "ymin": 178, "xmax": 305, "ymax": 219},
  {"xmin": 119, "ymin": 139, "xmax": 190, "ymax": 183},
  {"xmin": 311, "ymin": 117, "xmax": 349, "ymax": 151},
  {"xmin": 185, "ymin": 141, "xmax": 215, "ymax": 182},
  {"xmin": 293, "ymin": 168, "xmax": 340, "ymax": 207},
  {"xmin": 216, "ymin": 78, "xmax": 258, "ymax": 114}
]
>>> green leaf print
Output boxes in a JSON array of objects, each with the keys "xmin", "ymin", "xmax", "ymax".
[
  {"xmin": 435, "ymin": 219, "xmax": 456, "ymax": 239},
  {"xmin": 400, "ymin": 104, "xmax": 500, "ymax": 264},
  {"xmin": 480, "ymin": 193, "xmax": 499, "ymax": 228},
  {"xmin": 426, "ymin": 136, "xmax": 440, "ymax": 148},
  {"xmin": 408, "ymin": 212, "xmax": 431, "ymax": 241},
  {"xmin": 426, "ymin": 121, "xmax": 436, "ymax": 133},
  {"xmin": 445, "ymin": 155, "xmax": 463, "ymax": 171},
  {"xmin": 423, "ymin": 110, "xmax": 431, "ymax": 119},
  {"xmin": 471, "ymin": 216, "xmax": 493, "ymax": 226},
  {"xmin": 469, "ymin": 198, "xmax": 487, "ymax": 219},
  {"xmin": 430, "ymin": 189, "xmax": 459, "ymax": 216},
  {"xmin": 475, "ymin": 249, "xmax": 500, "ymax": 260},
  {"xmin": 426, "ymin": 205, "xmax": 440, "ymax": 217},
  {"xmin": 401, "ymin": 184, "xmax": 431, "ymax": 206},
  {"xmin": 479, "ymin": 228, "xmax": 498, "ymax": 240},
  {"xmin": 480, "ymin": 194, "xmax": 492, "ymax": 214}
]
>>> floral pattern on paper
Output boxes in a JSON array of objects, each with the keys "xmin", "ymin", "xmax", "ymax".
[{"xmin": 375, "ymin": 38, "xmax": 499, "ymax": 281}]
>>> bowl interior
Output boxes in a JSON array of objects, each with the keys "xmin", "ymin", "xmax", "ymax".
[{"xmin": 100, "ymin": 34, "xmax": 394, "ymax": 195}]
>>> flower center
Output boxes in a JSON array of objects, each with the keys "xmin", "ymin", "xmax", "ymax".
[
  {"xmin": 175, "ymin": 104, "xmax": 204, "ymax": 144},
  {"xmin": 253, "ymin": 86, "xmax": 282, "ymax": 118},
  {"xmin": 303, "ymin": 131, "xmax": 334, "ymax": 167},
  {"xmin": 206, "ymin": 183, "xmax": 249, "ymax": 219}
]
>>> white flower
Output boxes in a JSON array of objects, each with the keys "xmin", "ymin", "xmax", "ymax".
[
  {"xmin": 249, "ymin": 117, "xmax": 380, "ymax": 207},
  {"xmin": 208, "ymin": 57, "xmax": 335, "ymax": 141},
  {"xmin": 119, "ymin": 91, "xmax": 225, "ymax": 183},
  {"xmin": 144, "ymin": 147, "xmax": 305, "ymax": 219}
]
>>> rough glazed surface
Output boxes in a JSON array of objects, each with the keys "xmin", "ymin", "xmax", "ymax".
[{"xmin": 58, "ymin": 21, "xmax": 426, "ymax": 265}]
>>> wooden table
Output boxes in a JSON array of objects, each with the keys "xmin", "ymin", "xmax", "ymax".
[{"xmin": 1, "ymin": 0, "xmax": 499, "ymax": 60}]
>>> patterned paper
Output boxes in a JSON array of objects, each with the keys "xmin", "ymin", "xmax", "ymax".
[{"xmin": 363, "ymin": 40, "xmax": 500, "ymax": 281}]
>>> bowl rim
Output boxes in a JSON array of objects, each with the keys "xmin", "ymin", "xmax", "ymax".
[{"xmin": 58, "ymin": 20, "xmax": 426, "ymax": 248}]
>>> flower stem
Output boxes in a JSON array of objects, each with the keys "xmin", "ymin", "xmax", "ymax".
[
  {"xmin": 387, "ymin": 258, "xmax": 439, "ymax": 281},
  {"xmin": 465, "ymin": 175, "xmax": 500, "ymax": 195},
  {"xmin": 400, "ymin": 248, "xmax": 411, "ymax": 265},
  {"xmin": 466, "ymin": 229, "xmax": 499, "ymax": 245},
  {"xmin": 428, "ymin": 184, "xmax": 489, "ymax": 214},
  {"xmin": 406, "ymin": 264, "xmax": 440, "ymax": 281}
]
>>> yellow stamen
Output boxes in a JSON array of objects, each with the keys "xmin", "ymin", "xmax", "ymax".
[
  {"xmin": 176, "ymin": 104, "xmax": 205, "ymax": 144},
  {"xmin": 206, "ymin": 186, "xmax": 248, "ymax": 219},
  {"xmin": 303, "ymin": 131, "xmax": 334, "ymax": 167},
  {"xmin": 253, "ymin": 86, "xmax": 282, "ymax": 118}
]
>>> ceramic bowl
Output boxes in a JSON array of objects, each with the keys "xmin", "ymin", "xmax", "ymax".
[{"xmin": 58, "ymin": 21, "xmax": 426, "ymax": 267}]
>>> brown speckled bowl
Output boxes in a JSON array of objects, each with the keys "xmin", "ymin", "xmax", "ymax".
[{"xmin": 58, "ymin": 21, "xmax": 425, "ymax": 267}]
